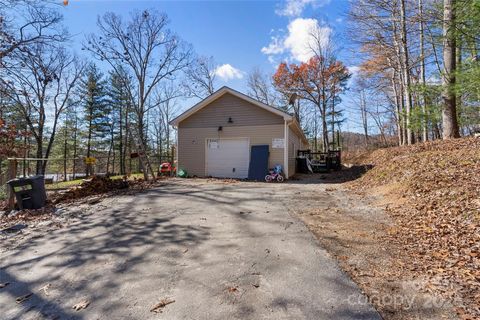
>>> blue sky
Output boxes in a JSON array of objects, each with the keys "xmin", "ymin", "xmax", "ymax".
[
  {"xmin": 62, "ymin": 0, "xmax": 353, "ymax": 81},
  {"xmin": 61, "ymin": 0, "xmax": 361, "ymax": 131}
]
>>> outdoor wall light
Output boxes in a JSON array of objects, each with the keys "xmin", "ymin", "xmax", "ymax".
[
  {"xmin": 228, "ymin": 117, "xmax": 233, "ymax": 123},
  {"xmin": 218, "ymin": 126, "xmax": 223, "ymax": 131}
]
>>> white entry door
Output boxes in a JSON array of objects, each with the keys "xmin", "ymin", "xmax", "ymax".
[{"xmin": 206, "ymin": 138, "xmax": 250, "ymax": 178}]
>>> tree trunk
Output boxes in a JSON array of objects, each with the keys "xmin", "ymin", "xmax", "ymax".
[
  {"xmin": 112, "ymin": 149, "xmax": 116, "ymax": 176},
  {"xmin": 22, "ymin": 135, "xmax": 27, "ymax": 177},
  {"xmin": 166, "ymin": 121, "xmax": 170, "ymax": 158},
  {"xmin": 331, "ymin": 82, "xmax": 336, "ymax": 148},
  {"xmin": 124, "ymin": 105, "xmax": 130, "ymax": 175},
  {"xmin": 441, "ymin": 0, "xmax": 460, "ymax": 138},
  {"xmin": 456, "ymin": 43, "xmax": 463, "ymax": 135},
  {"xmin": 35, "ymin": 137, "xmax": 43, "ymax": 175},
  {"xmin": 360, "ymin": 90, "xmax": 369, "ymax": 148},
  {"xmin": 119, "ymin": 104, "xmax": 124, "ymax": 175},
  {"xmin": 400, "ymin": 0, "xmax": 414, "ymax": 144},
  {"xmin": 320, "ymin": 87, "xmax": 329, "ymax": 151},
  {"xmin": 314, "ymin": 109, "xmax": 318, "ymax": 152},
  {"xmin": 419, "ymin": 0, "xmax": 428, "ymax": 141},
  {"xmin": 321, "ymin": 110, "xmax": 328, "ymax": 152},
  {"xmin": 63, "ymin": 124, "xmax": 68, "ymax": 181},
  {"xmin": 400, "ymin": 80, "xmax": 408, "ymax": 145},
  {"xmin": 391, "ymin": 16, "xmax": 407, "ymax": 145},
  {"xmin": 137, "ymin": 115, "xmax": 148, "ymax": 180},
  {"xmin": 72, "ymin": 111, "xmax": 78, "ymax": 179},
  {"xmin": 86, "ymin": 111, "xmax": 93, "ymax": 176},
  {"xmin": 434, "ymin": 122, "xmax": 442, "ymax": 139},
  {"xmin": 159, "ymin": 136, "xmax": 164, "ymax": 165},
  {"xmin": 42, "ymin": 114, "xmax": 60, "ymax": 175},
  {"xmin": 107, "ymin": 129, "xmax": 113, "ymax": 174},
  {"xmin": 392, "ymin": 74, "xmax": 403, "ymax": 146}
]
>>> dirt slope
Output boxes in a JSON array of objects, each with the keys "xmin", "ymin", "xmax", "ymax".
[{"xmin": 348, "ymin": 137, "xmax": 480, "ymax": 319}]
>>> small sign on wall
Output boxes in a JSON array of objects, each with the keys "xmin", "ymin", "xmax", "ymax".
[
  {"xmin": 272, "ymin": 138, "xmax": 285, "ymax": 149},
  {"xmin": 208, "ymin": 139, "xmax": 219, "ymax": 149}
]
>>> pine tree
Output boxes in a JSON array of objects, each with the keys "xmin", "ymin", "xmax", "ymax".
[
  {"xmin": 107, "ymin": 67, "xmax": 133, "ymax": 175},
  {"xmin": 455, "ymin": 0, "xmax": 480, "ymax": 135},
  {"xmin": 49, "ymin": 100, "xmax": 80, "ymax": 181},
  {"xmin": 79, "ymin": 63, "xmax": 109, "ymax": 176}
]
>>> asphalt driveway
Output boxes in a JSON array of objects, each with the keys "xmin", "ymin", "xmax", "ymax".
[{"xmin": 1, "ymin": 178, "xmax": 380, "ymax": 319}]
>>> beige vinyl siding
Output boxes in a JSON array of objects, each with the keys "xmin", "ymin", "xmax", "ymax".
[
  {"xmin": 288, "ymin": 126, "xmax": 302, "ymax": 177},
  {"xmin": 178, "ymin": 124, "xmax": 285, "ymax": 177},
  {"xmin": 179, "ymin": 93, "xmax": 284, "ymax": 128}
]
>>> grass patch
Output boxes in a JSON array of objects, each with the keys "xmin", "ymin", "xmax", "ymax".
[
  {"xmin": 46, "ymin": 179, "xmax": 84, "ymax": 190},
  {"xmin": 0, "ymin": 186, "xmax": 6, "ymax": 201},
  {"xmin": 110, "ymin": 173, "xmax": 145, "ymax": 180},
  {"xmin": 46, "ymin": 173, "xmax": 146, "ymax": 190}
]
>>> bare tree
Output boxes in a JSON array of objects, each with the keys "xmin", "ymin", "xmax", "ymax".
[
  {"xmin": 1, "ymin": 44, "xmax": 83, "ymax": 173},
  {"xmin": 0, "ymin": 1, "xmax": 66, "ymax": 60},
  {"xmin": 154, "ymin": 82, "xmax": 182, "ymax": 158},
  {"xmin": 247, "ymin": 67, "xmax": 278, "ymax": 106},
  {"xmin": 310, "ymin": 25, "xmax": 333, "ymax": 150},
  {"xmin": 398, "ymin": 0, "xmax": 414, "ymax": 144},
  {"xmin": 184, "ymin": 56, "xmax": 216, "ymax": 99},
  {"xmin": 418, "ymin": 0, "xmax": 428, "ymax": 141},
  {"xmin": 84, "ymin": 9, "xmax": 192, "ymax": 179},
  {"xmin": 359, "ymin": 89, "xmax": 370, "ymax": 147},
  {"xmin": 349, "ymin": 0, "xmax": 420, "ymax": 145}
]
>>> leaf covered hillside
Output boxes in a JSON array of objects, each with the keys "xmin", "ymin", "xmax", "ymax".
[{"xmin": 349, "ymin": 137, "xmax": 480, "ymax": 318}]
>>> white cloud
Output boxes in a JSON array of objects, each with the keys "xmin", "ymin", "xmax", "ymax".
[
  {"xmin": 284, "ymin": 18, "xmax": 330, "ymax": 62},
  {"xmin": 261, "ymin": 35, "xmax": 285, "ymax": 55},
  {"xmin": 261, "ymin": 18, "xmax": 332, "ymax": 63},
  {"xmin": 347, "ymin": 66, "xmax": 360, "ymax": 87},
  {"xmin": 275, "ymin": 0, "xmax": 331, "ymax": 17},
  {"xmin": 214, "ymin": 64, "xmax": 244, "ymax": 81},
  {"xmin": 335, "ymin": 17, "xmax": 343, "ymax": 23},
  {"xmin": 348, "ymin": 66, "xmax": 360, "ymax": 75}
]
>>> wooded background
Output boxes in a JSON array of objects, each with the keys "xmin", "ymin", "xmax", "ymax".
[{"xmin": 0, "ymin": 0, "xmax": 479, "ymax": 187}]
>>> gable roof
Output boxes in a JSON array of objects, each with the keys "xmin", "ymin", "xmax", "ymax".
[{"xmin": 169, "ymin": 86, "xmax": 293, "ymax": 127}]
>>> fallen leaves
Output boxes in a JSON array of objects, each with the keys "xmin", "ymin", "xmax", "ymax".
[
  {"xmin": 205, "ymin": 178, "xmax": 239, "ymax": 184},
  {"xmin": 0, "ymin": 207, "xmax": 56, "ymax": 230},
  {"xmin": 72, "ymin": 299, "xmax": 90, "ymax": 311},
  {"xmin": 0, "ymin": 176, "xmax": 167, "ymax": 230},
  {"xmin": 348, "ymin": 137, "xmax": 480, "ymax": 318},
  {"xmin": 15, "ymin": 293, "xmax": 33, "ymax": 304},
  {"xmin": 226, "ymin": 286, "xmax": 239, "ymax": 293},
  {"xmin": 53, "ymin": 176, "xmax": 130, "ymax": 204},
  {"xmin": 51, "ymin": 175, "xmax": 170, "ymax": 205},
  {"xmin": 39, "ymin": 283, "xmax": 51, "ymax": 296},
  {"xmin": 150, "ymin": 298, "xmax": 175, "ymax": 313}
]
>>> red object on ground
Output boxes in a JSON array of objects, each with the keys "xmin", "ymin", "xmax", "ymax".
[{"xmin": 160, "ymin": 162, "xmax": 175, "ymax": 175}]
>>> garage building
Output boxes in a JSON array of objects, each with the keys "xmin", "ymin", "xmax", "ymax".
[{"xmin": 170, "ymin": 86, "xmax": 308, "ymax": 179}]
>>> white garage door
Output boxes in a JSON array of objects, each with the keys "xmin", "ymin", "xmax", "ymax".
[{"xmin": 206, "ymin": 138, "xmax": 250, "ymax": 179}]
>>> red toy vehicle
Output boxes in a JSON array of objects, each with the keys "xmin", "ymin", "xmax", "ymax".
[{"xmin": 159, "ymin": 162, "xmax": 176, "ymax": 176}]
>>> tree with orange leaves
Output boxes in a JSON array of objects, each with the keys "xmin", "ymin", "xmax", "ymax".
[
  {"xmin": 273, "ymin": 56, "xmax": 350, "ymax": 151},
  {"xmin": 0, "ymin": 118, "xmax": 29, "ymax": 159}
]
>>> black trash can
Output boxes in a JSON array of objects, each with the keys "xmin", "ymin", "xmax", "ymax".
[
  {"xmin": 296, "ymin": 158, "xmax": 309, "ymax": 174},
  {"xmin": 7, "ymin": 175, "xmax": 47, "ymax": 210}
]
